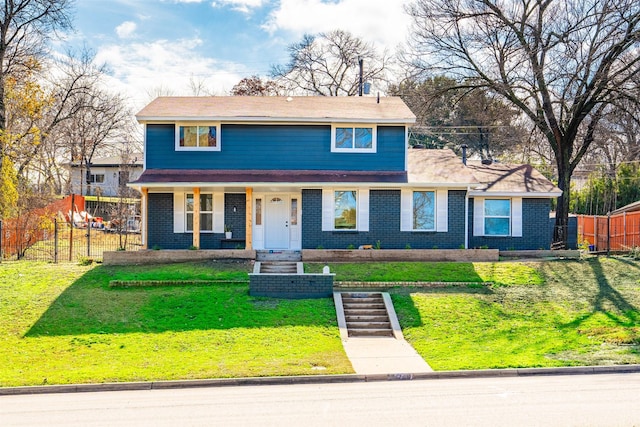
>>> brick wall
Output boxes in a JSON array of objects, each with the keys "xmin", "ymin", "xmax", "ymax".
[
  {"xmin": 469, "ymin": 198, "xmax": 552, "ymax": 250},
  {"xmin": 249, "ymin": 274, "xmax": 334, "ymax": 298},
  {"xmin": 148, "ymin": 192, "xmax": 246, "ymax": 250},
  {"xmin": 301, "ymin": 189, "xmax": 467, "ymax": 249}
]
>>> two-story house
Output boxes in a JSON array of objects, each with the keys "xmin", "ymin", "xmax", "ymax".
[
  {"xmin": 130, "ymin": 96, "xmax": 561, "ymax": 251},
  {"xmin": 69, "ymin": 153, "xmax": 143, "ymax": 197}
]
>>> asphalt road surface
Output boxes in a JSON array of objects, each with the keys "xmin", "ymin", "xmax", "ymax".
[{"xmin": 2, "ymin": 373, "xmax": 640, "ymax": 426}]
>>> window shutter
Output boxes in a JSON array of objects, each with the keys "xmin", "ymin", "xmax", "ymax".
[
  {"xmin": 473, "ymin": 198, "xmax": 484, "ymax": 236},
  {"xmin": 400, "ymin": 189, "xmax": 412, "ymax": 231},
  {"xmin": 213, "ymin": 193, "xmax": 225, "ymax": 233},
  {"xmin": 358, "ymin": 189, "xmax": 369, "ymax": 232},
  {"xmin": 436, "ymin": 189, "xmax": 448, "ymax": 232},
  {"xmin": 512, "ymin": 197, "xmax": 523, "ymax": 237},
  {"xmin": 322, "ymin": 189, "xmax": 333, "ymax": 231},
  {"xmin": 173, "ymin": 192, "xmax": 185, "ymax": 233}
]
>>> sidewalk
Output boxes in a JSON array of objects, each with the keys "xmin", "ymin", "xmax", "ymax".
[{"xmin": 342, "ymin": 337, "xmax": 432, "ymax": 374}]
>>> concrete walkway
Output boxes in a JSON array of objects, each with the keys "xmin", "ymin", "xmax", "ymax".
[{"xmin": 342, "ymin": 337, "xmax": 433, "ymax": 374}]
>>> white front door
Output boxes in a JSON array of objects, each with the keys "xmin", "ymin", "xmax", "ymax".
[{"xmin": 265, "ymin": 195, "xmax": 289, "ymax": 249}]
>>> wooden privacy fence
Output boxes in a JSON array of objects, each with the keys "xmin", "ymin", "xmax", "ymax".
[{"xmin": 577, "ymin": 212, "xmax": 640, "ymax": 252}]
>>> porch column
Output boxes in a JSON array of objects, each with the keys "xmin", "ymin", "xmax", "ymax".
[
  {"xmin": 245, "ymin": 187, "xmax": 253, "ymax": 250},
  {"xmin": 141, "ymin": 187, "xmax": 148, "ymax": 249},
  {"xmin": 193, "ymin": 187, "xmax": 200, "ymax": 249}
]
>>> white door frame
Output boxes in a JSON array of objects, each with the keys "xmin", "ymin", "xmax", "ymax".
[{"xmin": 253, "ymin": 192, "xmax": 301, "ymax": 250}]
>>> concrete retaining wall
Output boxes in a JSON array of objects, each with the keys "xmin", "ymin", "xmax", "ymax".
[
  {"xmin": 103, "ymin": 249, "xmax": 256, "ymax": 266},
  {"xmin": 301, "ymin": 249, "xmax": 499, "ymax": 262},
  {"xmin": 249, "ymin": 273, "xmax": 334, "ymax": 299},
  {"xmin": 499, "ymin": 250, "xmax": 580, "ymax": 259}
]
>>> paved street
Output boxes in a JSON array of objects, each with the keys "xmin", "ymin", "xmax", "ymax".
[{"xmin": 2, "ymin": 373, "xmax": 640, "ymax": 426}]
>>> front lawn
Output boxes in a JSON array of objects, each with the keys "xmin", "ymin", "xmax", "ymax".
[
  {"xmin": 391, "ymin": 257, "xmax": 640, "ymax": 370},
  {"xmin": 0, "ymin": 261, "xmax": 350, "ymax": 387}
]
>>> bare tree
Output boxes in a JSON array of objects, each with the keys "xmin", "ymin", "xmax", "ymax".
[
  {"xmin": 405, "ymin": 0, "xmax": 640, "ymax": 247},
  {"xmin": 391, "ymin": 76, "xmax": 524, "ymax": 159},
  {"xmin": 231, "ymin": 75, "xmax": 282, "ymax": 96},
  {"xmin": 271, "ymin": 30, "xmax": 391, "ymax": 96},
  {"xmin": 0, "ymin": 0, "xmax": 73, "ymax": 137}
]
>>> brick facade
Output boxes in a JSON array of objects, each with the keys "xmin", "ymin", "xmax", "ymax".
[
  {"xmin": 147, "ymin": 193, "xmax": 246, "ymax": 250},
  {"xmin": 469, "ymin": 198, "xmax": 552, "ymax": 250},
  {"xmin": 301, "ymin": 189, "xmax": 467, "ymax": 249},
  {"xmin": 249, "ymin": 274, "xmax": 334, "ymax": 298}
]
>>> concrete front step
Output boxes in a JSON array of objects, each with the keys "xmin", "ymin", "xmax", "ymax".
[
  {"xmin": 339, "ymin": 291, "xmax": 394, "ymax": 337},
  {"xmin": 347, "ymin": 322, "xmax": 391, "ymax": 329},
  {"xmin": 349, "ymin": 329, "xmax": 393, "ymax": 337},
  {"xmin": 346, "ymin": 315, "xmax": 390, "ymax": 322},
  {"xmin": 259, "ymin": 262, "xmax": 298, "ymax": 274},
  {"xmin": 256, "ymin": 250, "xmax": 301, "ymax": 262}
]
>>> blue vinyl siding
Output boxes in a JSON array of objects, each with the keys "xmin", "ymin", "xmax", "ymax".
[{"xmin": 146, "ymin": 124, "xmax": 405, "ymax": 171}]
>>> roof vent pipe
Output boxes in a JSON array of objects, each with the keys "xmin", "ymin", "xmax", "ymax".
[{"xmin": 461, "ymin": 144, "xmax": 468, "ymax": 165}]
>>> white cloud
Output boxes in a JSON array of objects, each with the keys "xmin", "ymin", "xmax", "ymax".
[
  {"xmin": 94, "ymin": 38, "xmax": 246, "ymax": 110},
  {"xmin": 115, "ymin": 21, "xmax": 137, "ymax": 39},
  {"xmin": 263, "ymin": 0, "xmax": 412, "ymax": 51},
  {"xmin": 212, "ymin": 0, "xmax": 266, "ymax": 14}
]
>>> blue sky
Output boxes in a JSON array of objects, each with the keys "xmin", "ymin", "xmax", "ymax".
[{"xmin": 61, "ymin": 0, "xmax": 411, "ymax": 110}]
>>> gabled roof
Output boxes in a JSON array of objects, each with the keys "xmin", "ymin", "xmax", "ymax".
[
  {"xmin": 466, "ymin": 161, "xmax": 562, "ymax": 197},
  {"xmin": 136, "ymin": 96, "xmax": 416, "ymax": 124},
  {"xmin": 407, "ymin": 148, "xmax": 478, "ymax": 187}
]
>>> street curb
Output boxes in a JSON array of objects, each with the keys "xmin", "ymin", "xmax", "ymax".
[{"xmin": 2, "ymin": 364, "xmax": 640, "ymax": 396}]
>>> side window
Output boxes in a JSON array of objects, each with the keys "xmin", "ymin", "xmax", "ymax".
[{"xmin": 484, "ymin": 199, "xmax": 511, "ymax": 236}]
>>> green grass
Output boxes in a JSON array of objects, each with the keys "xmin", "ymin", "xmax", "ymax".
[
  {"xmin": 3, "ymin": 257, "xmax": 640, "ymax": 386},
  {"xmin": 392, "ymin": 257, "xmax": 640, "ymax": 370},
  {"xmin": 306, "ymin": 261, "xmax": 544, "ymax": 286},
  {"xmin": 0, "ymin": 261, "xmax": 351, "ymax": 387}
]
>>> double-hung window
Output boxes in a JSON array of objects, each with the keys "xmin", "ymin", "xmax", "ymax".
[
  {"xmin": 176, "ymin": 123, "xmax": 220, "ymax": 151},
  {"xmin": 331, "ymin": 124, "xmax": 376, "ymax": 153},
  {"xmin": 186, "ymin": 193, "xmax": 213, "ymax": 232},
  {"xmin": 473, "ymin": 197, "xmax": 521, "ymax": 237},
  {"xmin": 484, "ymin": 199, "xmax": 511, "ymax": 236}
]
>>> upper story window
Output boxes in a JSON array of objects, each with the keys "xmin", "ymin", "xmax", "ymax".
[
  {"xmin": 176, "ymin": 123, "xmax": 220, "ymax": 151},
  {"xmin": 331, "ymin": 124, "xmax": 376, "ymax": 153}
]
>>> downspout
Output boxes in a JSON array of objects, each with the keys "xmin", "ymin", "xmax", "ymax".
[{"xmin": 465, "ymin": 185, "xmax": 470, "ymax": 249}]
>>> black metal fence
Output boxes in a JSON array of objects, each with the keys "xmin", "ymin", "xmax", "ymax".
[{"xmin": 0, "ymin": 198, "xmax": 142, "ymax": 263}]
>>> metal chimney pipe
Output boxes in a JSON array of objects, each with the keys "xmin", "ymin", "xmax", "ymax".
[{"xmin": 461, "ymin": 144, "xmax": 468, "ymax": 165}]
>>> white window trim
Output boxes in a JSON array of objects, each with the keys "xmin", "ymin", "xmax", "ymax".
[
  {"xmin": 473, "ymin": 197, "xmax": 522, "ymax": 237},
  {"xmin": 322, "ymin": 188, "xmax": 369, "ymax": 231},
  {"xmin": 175, "ymin": 122, "xmax": 221, "ymax": 151},
  {"xmin": 331, "ymin": 124, "xmax": 377, "ymax": 153},
  {"xmin": 185, "ymin": 193, "xmax": 215, "ymax": 233},
  {"xmin": 174, "ymin": 191, "xmax": 224, "ymax": 234},
  {"xmin": 401, "ymin": 189, "xmax": 448, "ymax": 232}
]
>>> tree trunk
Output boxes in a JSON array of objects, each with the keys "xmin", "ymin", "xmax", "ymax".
[{"xmin": 553, "ymin": 155, "xmax": 572, "ymax": 248}]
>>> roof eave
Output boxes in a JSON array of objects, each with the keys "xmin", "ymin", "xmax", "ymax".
[
  {"xmin": 468, "ymin": 190, "xmax": 562, "ymax": 198},
  {"xmin": 136, "ymin": 116, "xmax": 416, "ymax": 125}
]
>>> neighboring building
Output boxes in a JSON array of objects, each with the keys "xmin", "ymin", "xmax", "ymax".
[
  {"xmin": 69, "ymin": 153, "xmax": 143, "ymax": 197},
  {"xmin": 130, "ymin": 96, "xmax": 561, "ymax": 251}
]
